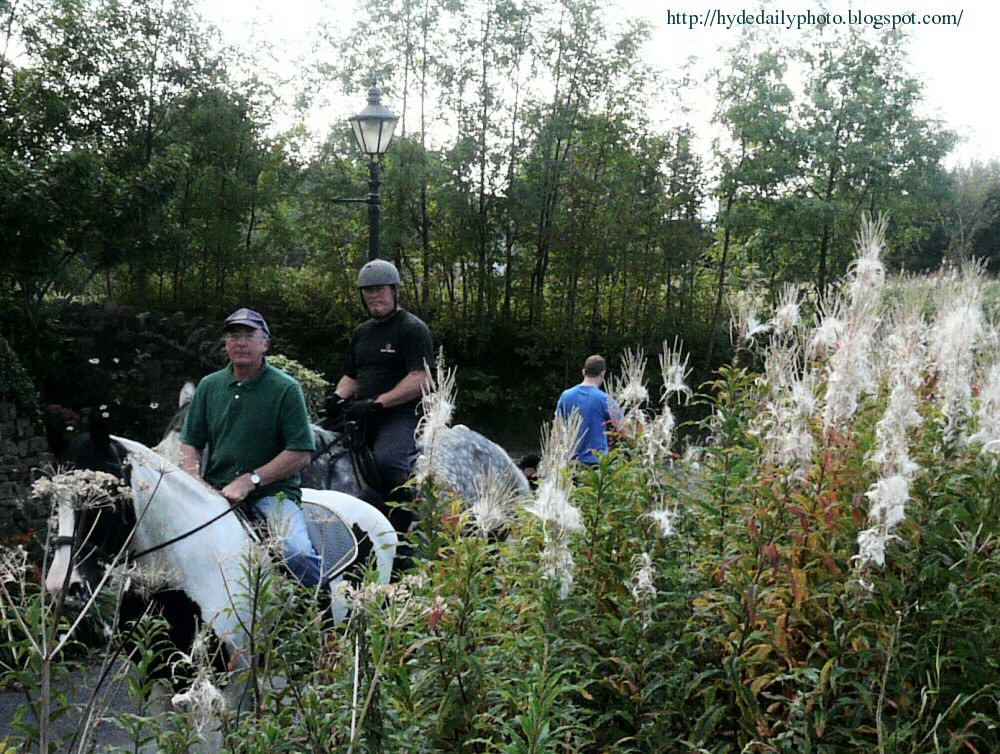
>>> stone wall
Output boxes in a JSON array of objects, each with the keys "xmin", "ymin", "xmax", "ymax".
[
  {"xmin": 0, "ymin": 401, "xmax": 52, "ymax": 534},
  {"xmin": 48, "ymin": 302, "xmax": 227, "ymax": 446},
  {"xmin": 0, "ymin": 303, "xmax": 226, "ymax": 536}
]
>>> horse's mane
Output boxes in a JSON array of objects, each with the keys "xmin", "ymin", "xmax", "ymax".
[{"xmin": 114, "ymin": 435, "xmax": 229, "ymax": 512}]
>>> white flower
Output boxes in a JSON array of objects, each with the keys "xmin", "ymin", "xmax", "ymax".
[
  {"xmin": 32, "ymin": 469, "xmax": 130, "ymax": 509},
  {"xmin": 658, "ymin": 338, "xmax": 692, "ymax": 404},
  {"xmin": 149, "ymin": 402, "xmax": 160, "ymax": 410},
  {"xmin": 855, "ymin": 474, "xmax": 910, "ymax": 574},
  {"xmin": 729, "ymin": 290, "xmax": 772, "ymax": 346},
  {"xmin": 809, "ymin": 315, "xmax": 844, "ymax": 357},
  {"xmin": 606, "ymin": 349, "xmax": 649, "ymax": 433},
  {"xmin": 759, "ymin": 340, "xmax": 818, "ymax": 478},
  {"xmin": 847, "ymin": 213, "xmax": 888, "ymax": 308},
  {"xmin": 629, "ymin": 552, "xmax": 657, "ymax": 603},
  {"xmin": 823, "ymin": 302, "xmax": 879, "ymax": 430},
  {"xmin": 171, "ymin": 675, "xmax": 226, "ymax": 733},
  {"xmin": 0, "ymin": 545, "xmax": 29, "ymax": 585},
  {"xmin": 525, "ymin": 478, "xmax": 583, "ymax": 534},
  {"xmin": 970, "ymin": 363, "xmax": 1000, "ymax": 452},
  {"xmin": 770, "ymin": 284, "xmax": 802, "ymax": 339},
  {"xmin": 928, "ymin": 267, "xmax": 984, "ymax": 441},
  {"xmin": 471, "ymin": 467, "xmax": 519, "ymax": 537},
  {"xmin": 645, "ymin": 507, "xmax": 677, "ymax": 538},
  {"xmin": 642, "ymin": 409, "xmax": 676, "ymax": 469},
  {"xmin": 526, "ymin": 412, "xmax": 586, "ymax": 599},
  {"xmin": 870, "ymin": 382, "xmax": 922, "ymax": 479},
  {"xmin": 856, "ymin": 527, "xmax": 894, "ymax": 569},
  {"xmin": 539, "ymin": 537, "xmax": 576, "ymax": 599},
  {"xmin": 88, "ymin": 358, "xmax": 100, "ymax": 365},
  {"xmin": 865, "ymin": 475, "xmax": 910, "ymax": 530},
  {"xmin": 414, "ymin": 349, "xmax": 457, "ymax": 485}
]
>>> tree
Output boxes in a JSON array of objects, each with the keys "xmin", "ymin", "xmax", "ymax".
[
  {"xmin": 707, "ymin": 37, "xmax": 797, "ymax": 369},
  {"xmin": 795, "ymin": 29, "xmax": 954, "ymax": 291}
]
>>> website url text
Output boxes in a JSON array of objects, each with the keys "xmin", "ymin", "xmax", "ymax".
[{"xmin": 666, "ymin": 8, "xmax": 964, "ymax": 31}]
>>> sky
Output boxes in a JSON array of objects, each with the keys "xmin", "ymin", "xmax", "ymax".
[{"xmin": 199, "ymin": 0, "xmax": 999, "ymax": 168}]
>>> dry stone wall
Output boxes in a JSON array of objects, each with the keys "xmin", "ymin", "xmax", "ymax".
[{"xmin": 0, "ymin": 400, "xmax": 51, "ymax": 534}]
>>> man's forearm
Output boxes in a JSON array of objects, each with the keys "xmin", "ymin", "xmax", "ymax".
[
  {"xmin": 375, "ymin": 370, "xmax": 428, "ymax": 408},
  {"xmin": 220, "ymin": 449, "xmax": 313, "ymax": 505},
  {"xmin": 335, "ymin": 375, "xmax": 358, "ymax": 399},
  {"xmin": 179, "ymin": 443, "xmax": 203, "ymax": 479},
  {"xmin": 253, "ymin": 449, "xmax": 313, "ymax": 485}
]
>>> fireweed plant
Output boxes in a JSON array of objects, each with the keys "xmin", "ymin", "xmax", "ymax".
[{"xmin": 6, "ymin": 217, "xmax": 1000, "ymax": 751}]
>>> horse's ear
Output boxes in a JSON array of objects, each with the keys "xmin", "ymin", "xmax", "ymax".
[{"xmin": 179, "ymin": 381, "xmax": 197, "ymax": 408}]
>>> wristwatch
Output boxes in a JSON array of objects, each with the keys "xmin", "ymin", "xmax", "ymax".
[{"xmin": 249, "ymin": 472, "xmax": 262, "ymax": 488}]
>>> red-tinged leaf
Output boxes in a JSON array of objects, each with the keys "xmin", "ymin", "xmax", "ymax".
[
  {"xmin": 788, "ymin": 505, "xmax": 810, "ymax": 532},
  {"xmin": 852, "ymin": 493, "xmax": 865, "ymax": 526},
  {"xmin": 762, "ymin": 543, "xmax": 780, "ymax": 567},
  {"xmin": 744, "ymin": 586, "xmax": 757, "ymax": 626},
  {"xmin": 818, "ymin": 550, "xmax": 843, "ymax": 576}
]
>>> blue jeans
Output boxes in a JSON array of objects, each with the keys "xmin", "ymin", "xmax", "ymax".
[{"xmin": 247, "ymin": 496, "xmax": 322, "ymax": 587}]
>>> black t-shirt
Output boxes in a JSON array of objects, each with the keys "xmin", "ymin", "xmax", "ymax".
[{"xmin": 345, "ymin": 307, "xmax": 435, "ymax": 412}]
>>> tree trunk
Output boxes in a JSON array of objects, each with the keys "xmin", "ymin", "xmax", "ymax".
[{"xmin": 705, "ymin": 192, "xmax": 734, "ymax": 371}]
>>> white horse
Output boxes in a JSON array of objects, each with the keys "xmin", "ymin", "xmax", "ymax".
[{"xmin": 46, "ymin": 435, "xmax": 397, "ymax": 676}]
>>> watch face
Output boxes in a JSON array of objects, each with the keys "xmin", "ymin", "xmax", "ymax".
[{"xmin": 250, "ymin": 473, "xmax": 262, "ymax": 487}]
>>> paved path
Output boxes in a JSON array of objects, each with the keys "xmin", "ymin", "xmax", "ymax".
[{"xmin": 0, "ymin": 659, "xmax": 234, "ymax": 753}]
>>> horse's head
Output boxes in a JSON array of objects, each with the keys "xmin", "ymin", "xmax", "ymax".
[{"xmin": 45, "ymin": 424, "xmax": 135, "ymax": 608}]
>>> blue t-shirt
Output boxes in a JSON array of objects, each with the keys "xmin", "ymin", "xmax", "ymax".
[{"xmin": 555, "ymin": 384, "xmax": 618, "ymax": 464}]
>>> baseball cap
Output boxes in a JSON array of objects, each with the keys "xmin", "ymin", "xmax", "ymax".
[{"xmin": 224, "ymin": 308, "xmax": 270, "ymax": 336}]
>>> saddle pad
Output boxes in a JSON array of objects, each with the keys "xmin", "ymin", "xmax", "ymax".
[{"xmin": 302, "ymin": 501, "xmax": 359, "ymax": 582}]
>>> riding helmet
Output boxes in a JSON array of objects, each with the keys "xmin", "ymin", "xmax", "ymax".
[{"xmin": 357, "ymin": 259, "xmax": 401, "ymax": 288}]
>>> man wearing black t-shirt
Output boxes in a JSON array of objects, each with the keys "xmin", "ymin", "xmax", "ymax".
[{"xmin": 331, "ymin": 259, "xmax": 434, "ymax": 533}]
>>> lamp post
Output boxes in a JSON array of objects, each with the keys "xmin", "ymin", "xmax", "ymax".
[{"xmin": 348, "ymin": 80, "xmax": 399, "ymax": 261}]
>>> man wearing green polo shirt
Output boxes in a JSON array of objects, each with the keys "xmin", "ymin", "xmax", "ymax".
[{"xmin": 178, "ymin": 307, "xmax": 322, "ymax": 586}]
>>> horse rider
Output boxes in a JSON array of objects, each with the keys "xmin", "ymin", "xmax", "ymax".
[
  {"xmin": 327, "ymin": 259, "xmax": 434, "ymax": 536},
  {"xmin": 178, "ymin": 308, "xmax": 323, "ymax": 587},
  {"xmin": 556, "ymin": 354, "xmax": 625, "ymax": 466}
]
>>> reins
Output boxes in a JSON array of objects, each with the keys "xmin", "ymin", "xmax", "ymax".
[{"xmin": 128, "ymin": 498, "xmax": 247, "ymax": 561}]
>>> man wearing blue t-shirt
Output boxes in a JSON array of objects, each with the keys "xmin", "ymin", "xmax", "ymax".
[{"xmin": 556, "ymin": 355, "xmax": 623, "ymax": 465}]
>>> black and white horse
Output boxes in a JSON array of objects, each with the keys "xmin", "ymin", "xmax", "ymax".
[{"xmin": 45, "ymin": 434, "xmax": 397, "ymax": 682}]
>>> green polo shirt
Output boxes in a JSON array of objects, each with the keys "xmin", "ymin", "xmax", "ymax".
[{"xmin": 179, "ymin": 360, "xmax": 316, "ymax": 504}]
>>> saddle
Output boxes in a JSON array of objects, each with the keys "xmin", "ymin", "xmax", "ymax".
[{"xmin": 241, "ymin": 499, "xmax": 361, "ymax": 584}]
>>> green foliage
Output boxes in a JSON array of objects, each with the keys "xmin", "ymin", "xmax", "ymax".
[
  {"xmin": 0, "ymin": 335, "xmax": 39, "ymax": 414},
  {"xmin": 267, "ymin": 353, "xmax": 330, "ymax": 417},
  {"xmin": 12, "ymin": 350, "xmax": 1000, "ymax": 751}
]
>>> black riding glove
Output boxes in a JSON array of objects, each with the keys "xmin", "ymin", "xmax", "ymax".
[
  {"xmin": 320, "ymin": 395, "xmax": 349, "ymax": 420},
  {"xmin": 346, "ymin": 398, "xmax": 382, "ymax": 423}
]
